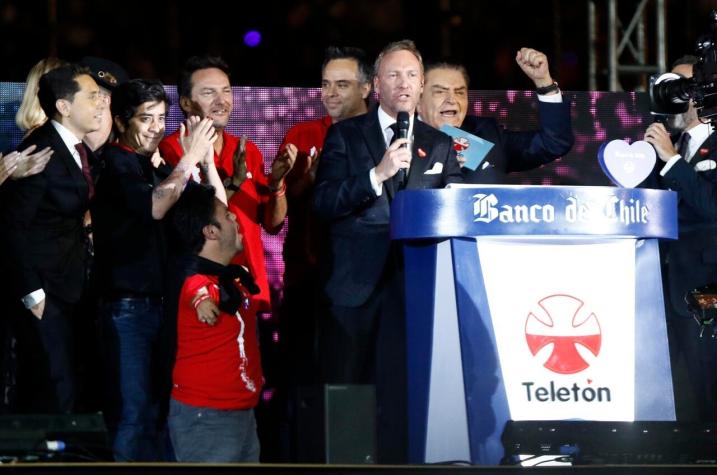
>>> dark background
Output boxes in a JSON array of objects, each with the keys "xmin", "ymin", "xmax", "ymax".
[{"xmin": 0, "ymin": 0, "xmax": 715, "ymax": 90}]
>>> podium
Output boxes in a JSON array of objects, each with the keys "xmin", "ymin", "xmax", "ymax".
[{"xmin": 390, "ymin": 185, "xmax": 678, "ymax": 465}]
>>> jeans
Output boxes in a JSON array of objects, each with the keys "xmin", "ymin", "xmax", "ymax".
[
  {"xmin": 168, "ymin": 398, "xmax": 260, "ymax": 462},
  {"xmin": 101, "ymin": 298, "xmax": 163, "ymax": 461}
]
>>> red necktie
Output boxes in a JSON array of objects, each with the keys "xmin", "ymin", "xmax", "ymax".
[{"xmin": 74, "ymin": 143, "xmax": 95, "ymax": 200}]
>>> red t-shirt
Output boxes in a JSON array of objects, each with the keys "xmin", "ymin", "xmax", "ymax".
[
  {"xmin": 159, "ymin": 130, "xmax": 272, "ymax": 312},
  {"xmin": 279, "ymin": 115, "xmax": 332, "ymax": 158},
  {"xmin": 280, "ymin": 116, "xmax": 332, "ymax": 286},
  {"xmin": 172, "ymin": 273, "xmax": 263, "ymax": 410}
]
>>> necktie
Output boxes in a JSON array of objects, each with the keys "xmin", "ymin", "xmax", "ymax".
[
  {"xmin": 74, "ymin": 143, "xmax": 95, "ymax": 200},
  {"xmin": 388, "ymin": 122, "xmax": 399, "ymax": 146},
  {"xmin": 388, "ymin": 122, "xmax": 406, "ymax": 188},
  {"xmin": 677, "ymin": 132, "xmax": 691, "ymax": 162}
]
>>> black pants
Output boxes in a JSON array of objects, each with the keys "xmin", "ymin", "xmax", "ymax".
[
  {"xmin": 319, "ymin": 258, "xmax": 407, "ymax": 464},
  {"xmin": 280, "ymin": 277, "xmax": 321, "ymax": 387},
  {"xmin": 667, "ymin": 316, "xmax": 717, "ymax": 421},
  {"xmin": 14, "ymin": 294, "xmax": 77, "ymax": 413}
]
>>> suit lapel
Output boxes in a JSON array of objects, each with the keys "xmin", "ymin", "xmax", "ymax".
[
  {"xmin": 46, "ymin": 124, "xmax": 89, "ymax": 202},
  {"xmin": 690, "ymin": 132, "xmax": 717, "ymax": 165},
  {"xmin": 406, "ymin": 121, "xmax": 435, "ymax": 188},
  {"xmin": 360, "ymin": 108, "xmax": 396, "ymax": 198}
]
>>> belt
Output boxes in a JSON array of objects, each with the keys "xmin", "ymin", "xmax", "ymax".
[{"xmin": 105, "ymin": 291, "xmax": 163, "ymax": 303}]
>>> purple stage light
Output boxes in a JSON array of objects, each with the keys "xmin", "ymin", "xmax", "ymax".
[{"xmin": 244, "ymin": 30, "xmax": 261, "ymax": 47}]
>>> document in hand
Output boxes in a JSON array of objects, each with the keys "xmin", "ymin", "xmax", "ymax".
[{"xmin": 439, "ymin": 124, "xmax": 495, "ymax": 171}]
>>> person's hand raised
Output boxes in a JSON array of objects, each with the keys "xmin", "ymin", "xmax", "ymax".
[{"xmin": 516, "ymin": 47, "xmax": 554, "ymax": 88}]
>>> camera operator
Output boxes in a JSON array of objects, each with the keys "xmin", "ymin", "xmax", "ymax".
[
  {"xmin": 643, "ymin": 55, "xmax": 717, "ymax": 422},
  {"xmin": 646, "ymin": 56, "xmax": 715, "ymax": 178}
]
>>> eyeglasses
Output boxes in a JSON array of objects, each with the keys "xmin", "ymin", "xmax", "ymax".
[{"xmin": 98, "ymin": 89, "xmax": 111, "ymax": 104}]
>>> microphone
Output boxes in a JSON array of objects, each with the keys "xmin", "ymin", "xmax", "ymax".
[{"xmin": 396, "ymin": 111, "xmax": 410, "ymax": 188}]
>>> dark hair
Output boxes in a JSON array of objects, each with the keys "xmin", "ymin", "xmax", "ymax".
[
  {"xmin": 322, "ymin": 46, "xmax": 372, "ymax": 84},
  {"xmin": 170, "ymin": 184, "xmax": 218, "ymax": 254},
  {"xmin": 425, "ymin": 62, "xmax": 470, "ymax": 88},
  {"xmin": 111, "ymin": 79, "xmax": 169, "ymax": 128},
  {"xmin": 373, "ymin": 39, "xmax": 423, "ymax": 78},
  {"xmin": 37, "ymin": 64, "xmax": 92, "ymax": 120},
  {"xmin": 177, "ymin": 55, "xmax": 230, "ymax": 99},
  {"xmin": 672, "ymin": 55, "xmax": 700, "ymax": 69}
]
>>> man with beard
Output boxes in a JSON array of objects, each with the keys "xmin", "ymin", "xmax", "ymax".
[
  {"xmin": 167, "ymin": 184, "xmax": 263, "ymax": 463},
  {"xmin": 643, "ymin": 55, "xmax": 717, "ymax": 422},
  {"xmin": 92, "ymin": 79, "xmax": 223, "ymax": 460},
  {"xmin": 160, "ymin": 56, "xmax": 295, "ymax": 315}
]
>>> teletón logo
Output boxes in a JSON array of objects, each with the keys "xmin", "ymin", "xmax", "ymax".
[{"xmin": 524, "ymin": 294, "xmax": 602, "ymax": 374}]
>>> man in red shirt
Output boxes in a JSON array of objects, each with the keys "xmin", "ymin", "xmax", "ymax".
[
  {"xmin": 168, "ymin": 184, "xmax": 263, "ymax": 462},
  {"xmin": 279, "ymin": 46, "xmax": 372, "ymax": 384},
  {"xmin": 159, "ymin": 56, "xmax": 295, "ymax": 313}
]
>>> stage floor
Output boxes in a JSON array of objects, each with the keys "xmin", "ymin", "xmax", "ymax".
[{"xmin": 1, "ymin": 464, "xmax": 717, "ymax": 474}]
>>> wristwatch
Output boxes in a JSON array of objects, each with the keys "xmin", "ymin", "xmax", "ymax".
[
  {"xmin": 223, "ymin": 177, "xmax": 240, "ymax": 191},
  {"xmin": 535, "ymin": 81, "xmax": 560, "ymax": 95}
]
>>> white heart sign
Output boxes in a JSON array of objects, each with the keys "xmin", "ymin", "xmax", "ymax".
[{"xmin": 598, "ymin": 139, "xmax": 656, "ymax": 188}]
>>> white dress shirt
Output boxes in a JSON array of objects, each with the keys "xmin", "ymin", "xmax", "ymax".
[{"xmin": 660, "ymin": 122, "xmax": 714, "ymax": 176}]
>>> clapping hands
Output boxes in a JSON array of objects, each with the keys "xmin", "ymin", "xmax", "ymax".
[
  {"xmin": 270, "ymin": 143, "xmax": 297, "ymax": 185},
  {"xmin": 0, "ymin": 145, "xmax": 54, "ymax": 185},
  {"xmin": 179, "ymin": 116, "xmax": 218, "ymax": 166}
]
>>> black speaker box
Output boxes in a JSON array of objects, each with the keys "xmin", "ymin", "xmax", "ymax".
[
  {"xmin": 0, "ymin": 413, "xmax": 109, "ymax": 460},
  {"xmin": 295, "ymin": 384, "xmax": 376, "ymax": 464}
]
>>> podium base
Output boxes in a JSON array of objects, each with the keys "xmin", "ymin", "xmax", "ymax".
[{"xmin": 502, "ymin": 420, "xmax": 717, "ymax": 465}]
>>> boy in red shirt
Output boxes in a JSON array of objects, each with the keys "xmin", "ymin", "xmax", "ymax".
[{"xmin": 168, "ymin": 184, "xmax": 263, "ymax": 462}]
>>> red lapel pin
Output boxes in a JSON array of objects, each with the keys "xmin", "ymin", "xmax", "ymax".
[{"xmin": 417, "ymin": 147, "xmax": 427, "ymax": 158}]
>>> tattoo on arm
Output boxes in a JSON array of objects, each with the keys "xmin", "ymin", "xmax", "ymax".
[{"xmin": 152, "ymin": 186, "xmax": 168, "ymax": 200}]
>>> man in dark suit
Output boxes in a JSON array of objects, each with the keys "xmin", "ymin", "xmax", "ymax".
[
  {"xmin": 1, "ymin": 64, "xmax": 106, "ymax": 413},
  {"xmin": 417, "ymin": 48, "xmax": 574, "ymax": 183},
  {"xmin": 643, "ymin": 55, "xmax": 717, "ymax": 422},
  {"xmin": 313, "ymin": 39, "xmax": 462, "ymax": 463}
]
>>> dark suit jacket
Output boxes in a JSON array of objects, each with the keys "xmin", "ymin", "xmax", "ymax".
[
  {"xmin": 460, "ymin": 99, "xmax": 574, "ymax": 184},
  {"xmin": 652, "ymin": 131, "xmax": 717, "ymax": 318},
  {"xmin": 313, "ymin": 107, "xmax": 463, "ymax": 308},
  {"xmin": 1, "ymin": 121, "xmax": 94, "ymax": 303}
]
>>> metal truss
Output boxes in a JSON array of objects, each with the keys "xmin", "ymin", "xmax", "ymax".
[{"xmin": 588, "ymin": 0, "xmax": 667, "ymax": 91}]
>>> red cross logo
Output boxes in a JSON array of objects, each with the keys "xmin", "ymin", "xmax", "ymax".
[{"xmin": 525, "ymin": 294, "xmax": 602, "ymax": 374}]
